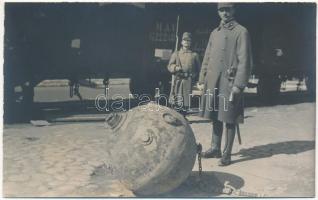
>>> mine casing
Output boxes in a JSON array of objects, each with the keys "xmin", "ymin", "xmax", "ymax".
[{"xmin": 105, "ymin": 102, "xmax": 197, "ymax": 196}]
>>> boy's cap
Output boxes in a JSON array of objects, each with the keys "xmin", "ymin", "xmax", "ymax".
[
  {"xmin": 182, "ymin": 32, "xmax": 192, "ymax": 40},
  {"xmin": 217, "ymin": 3, "xmax": 235, "ymax": 9}
]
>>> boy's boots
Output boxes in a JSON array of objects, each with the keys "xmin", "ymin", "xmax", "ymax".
[
  {"xmin": 218, "ymin": 124, "xmax": 236, "ymax": 166},
  {"xmin": 202, "ymin": 120, "xmax": 223, "ymax": 158}
]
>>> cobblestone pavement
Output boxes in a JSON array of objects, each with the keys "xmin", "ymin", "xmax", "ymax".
[
  {"xmin": 3, "ymin": 123, "xmax": 133, "ymax": 197},
  {"xmin": 3, "ymin": 102, "xmax": 315, "ymax": 197}
]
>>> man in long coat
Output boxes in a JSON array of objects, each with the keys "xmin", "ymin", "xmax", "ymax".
[
  {"xmin": 168, "ymin": 32, "xmax": 201, "ymax": 115},
  {"xmin": 197, "ymin": 3, "xmax": 253, "ymax": 166}
]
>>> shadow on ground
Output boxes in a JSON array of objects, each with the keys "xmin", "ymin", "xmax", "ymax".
[
  {"xmin": 244, "ymin": 91, "xmax": 315, "ymax": 107},
  {"xmin": 5, "ymin": 90, "xmax": 315, "ymax": 124},
  {"xmin": 73, "ymin": 171, "xmax": 243, "ymax": 197},
  {"xmin": 188, "ymin": 119, "xmax": 212, "ymax": 124},
  {"xmin": 14, "ymin": 99, "xmax": 140, "ymax": 123},
  {"xmin": 156, "ymin": 171, "xmax": 244, "ymax": 197},
  {"xmin": 232, "ymin": 140, "xmax": 315, "ymax": 164},
  {"xmin": 190, "ymin": 91, "xmax": 315, "ymax": 108}
]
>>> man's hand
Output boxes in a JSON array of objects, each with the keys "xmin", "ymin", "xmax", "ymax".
[
  {"xmin": 197, "ymin": 83, "xmax": 204, "ymax": 91},
  {"xmin": 231, "ymin": 86, "xmax": 242, "ymax": 94}
]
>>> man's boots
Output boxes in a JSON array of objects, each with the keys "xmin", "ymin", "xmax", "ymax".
[
  {"xmin": 218, "ymin": 123, "xmax": 236, "ymax": 166},
  {"xmin": 202, "ymin": 120, "xmax": 223, "ymax": 158}
]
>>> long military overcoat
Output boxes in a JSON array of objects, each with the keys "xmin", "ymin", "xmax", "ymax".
[
  {"xmin": 198, "ymin": 20, "xmax": 253, "ymax": 124},
  {"xmin": 168, "ymin": 48, "xmax": 201, "ymax": 107}
]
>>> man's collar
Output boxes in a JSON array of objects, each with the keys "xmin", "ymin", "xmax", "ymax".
[
  {"xmin": 217, "ymin": 19, "xmax": 237, "ymax": 31},
  {"xmin": 179, "ymin": 48, "xmax": 192, "ymax": 53}
]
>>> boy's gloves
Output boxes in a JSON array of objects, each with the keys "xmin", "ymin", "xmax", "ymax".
[
  {"xmin": 175, "ymin": 65, "xmax": 182, "ymax": 72},
  {"xmin": 197, "ymin": 83, "xmax": 204, "ymax": 91}
]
